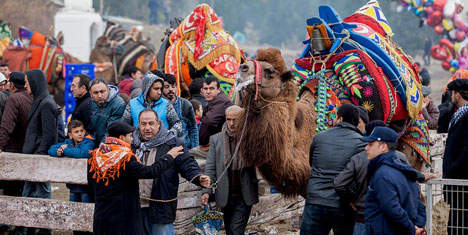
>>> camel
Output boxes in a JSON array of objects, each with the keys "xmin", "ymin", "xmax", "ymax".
[
  {"xmin": 236, "ymin": 48, "xmax": 428, "ymax": 198},
  {"xmin": 237, "ymin": 48, "xmax": 317, "ymax": 198}
]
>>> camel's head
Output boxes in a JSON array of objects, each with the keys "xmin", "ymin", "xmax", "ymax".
[{"xmin": 236, "ymin": 48, "xmax": 294, "ymax": 102}]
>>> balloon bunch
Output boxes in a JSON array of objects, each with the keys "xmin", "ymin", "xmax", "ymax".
[{"xmin": 396, "ymin": 0, "xmax": 468, "ymax": 72}]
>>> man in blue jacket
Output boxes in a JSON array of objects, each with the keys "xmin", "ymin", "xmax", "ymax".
[
  {"xmin": 121, "ymin": 70, "xmax": 182, "ymax": 138},
  {"xmin": 362, "ymin": 126, "xmax": 426, "ymax": 235}
]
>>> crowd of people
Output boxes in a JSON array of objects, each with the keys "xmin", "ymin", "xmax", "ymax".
[{"xmin": 0, "ymin": 59, "xmax": 467, "ymax": 235}]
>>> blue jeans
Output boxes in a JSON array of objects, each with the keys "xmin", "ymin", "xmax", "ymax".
[
  {"xmin": 353, "ymin": 221, "xmax": 366, "ymax": 235},
  {"xmin": 22, "ymin": 182, "xmax": 51, "ymax": 199},
  {"xmin": 300, "ymin": 204, "xmax": 355, "ymax": 235},
  {"xmin": 141, "ymin": 207, "xmax": 175, "ymax": 235},
  {"xmin": 69, "ymin": 192, "xmax": 91, "ymax": 203}
]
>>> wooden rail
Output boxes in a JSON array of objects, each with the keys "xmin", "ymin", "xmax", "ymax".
[{"xmin": 0, "ymin": 153, "xmax": 304, "ymax": 233}]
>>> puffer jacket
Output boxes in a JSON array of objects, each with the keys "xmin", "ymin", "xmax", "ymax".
[
  {"xmin": 365, "ymin": 151, "xmax": 426, "ymax": 235},
  {"xmin": 89, "ymin": 85, "xmax": 126, "ymax": 143},
  {"xmin": 306, "ymin": 121, "xmax": 366, "ymax": 208}
]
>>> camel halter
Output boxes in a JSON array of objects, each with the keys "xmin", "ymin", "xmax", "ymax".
[
  {"xmin": 251, "ymin": 59, "xmax": 287, "ymax": 101},
  {"xmin": 252, "ymin": 59, "xmax": 262, "ymax": 100}
]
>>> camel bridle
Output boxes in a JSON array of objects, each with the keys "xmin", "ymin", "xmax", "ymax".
[{"xmin": 251, "ymin": 59, "xmax": 287, "ymax": 101}]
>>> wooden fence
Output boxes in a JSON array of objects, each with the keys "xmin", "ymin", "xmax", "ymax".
[{"xmin": 0, "ymin": 152, "xmax": 304, "ymax": 233}]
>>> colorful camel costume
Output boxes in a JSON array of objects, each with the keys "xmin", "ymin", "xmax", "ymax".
[
  {"xmin": 237, "ymin": 1, "xmax": 431, "ymax": 198},
  {"xmin": 157, "ymin": 4, "xmax": 242, "ymax": 97}
]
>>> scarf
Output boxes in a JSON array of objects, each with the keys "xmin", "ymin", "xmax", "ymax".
[
  {"xmin": 449, "ymin": 102, "xmax": 468, "ymax": 130},
  {"xmin": 89, "ymin": 137, "xmax": 137, "ymax": 186},
  {"xmin": 222, "ymin": 123, "xmax": 248, "ymax": 170},
  {"xmin": 132, "ymin": 122, "xmax": 176, "ymax": 159}
]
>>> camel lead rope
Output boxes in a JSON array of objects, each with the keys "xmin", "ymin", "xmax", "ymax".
[
  {"xmin": 141, "ymin": 98, "xmax": 252, "ymax": 203},
  {"xmin": 141, "ymin": 174, "xmax": 204, "ymax": 203}
]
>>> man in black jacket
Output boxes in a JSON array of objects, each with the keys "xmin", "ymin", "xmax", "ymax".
[
  {"xmin": 70, "ymin": 74, "xmax": 92, "ymax": 132},
  {"xmin": 21, "ymin": 69, "xmax": 58, "ymax": 235},
  {"xmin": 88, "ymin": 121, "xmax": 180, "ymax": 235},
  {"xmin": 300, "ymin": 103, "xmax": 366, "ymax": 235},
  {"xmin": 132, "ymin": 109, "xmax": 210, "ymax": 235},
  {"xmin": 443, "ymin": 79, "xmax": 468, "ymax": 234}
]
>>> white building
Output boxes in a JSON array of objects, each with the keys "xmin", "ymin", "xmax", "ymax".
[{"xmin": 54, "ymin": 0, "xmax": 105, "ymax": 62}]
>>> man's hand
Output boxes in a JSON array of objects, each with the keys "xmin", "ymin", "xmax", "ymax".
[
  {"xmin": 167, "ymin": 146, "xmax": 184, "ymax": 159},
  {"xmin": 423, "ymin": 173, "xmax": 437, "ymax": 181},
  {"xmin": 199, "ymin": 175, "xmax": 210, "ymax": 188},
  {"xmin": 415, "ymin": 225, "xmax": 426, "ymax": 235},
  {"xmin": 201, "ymin": 193, "xmax": 210, "ymax": 205},
  {"xmin": 350, "ymin": 203, "xmax": 357, "ymax": 211}
]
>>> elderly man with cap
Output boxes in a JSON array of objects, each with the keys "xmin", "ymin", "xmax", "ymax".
[
  {"xmin": 88, "ymin": 121, "xmax": 182, "ymax": 235},
  {"xmin": 421, "ymin": 86, "xmax": 439, "ymax": 130},
  {"xmin": 362, "ymin": 126, "xmax": 426, "ymax": 235},
  {"xmin": 443, "ymin": 79, "xmax": 468, "ymax": 234}
]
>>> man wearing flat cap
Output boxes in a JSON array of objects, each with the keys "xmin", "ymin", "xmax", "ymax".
[
  {"xmin": 362, "ymin": 126, "xmax": 426, "ymax": 235},
  {"xmin": 443, "ymin": 78, "xmax": 468, "ymax": 234}
]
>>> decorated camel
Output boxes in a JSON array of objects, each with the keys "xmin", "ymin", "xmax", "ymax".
[
  {"xmin": 157, "ymin": 4, "xmax": 243, "ymax": 98},
  {"xmin": 236, "ymin": 1, "xmax": 431, "ymax": 198}
]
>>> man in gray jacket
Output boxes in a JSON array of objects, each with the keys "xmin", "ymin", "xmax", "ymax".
[
  {"xmin": 201, "ymin": 105, "xmax": 258, "ymax": 235},
  {"xmin": 300, "ymin": 103, "xmax": 366, "ymax": 235}
]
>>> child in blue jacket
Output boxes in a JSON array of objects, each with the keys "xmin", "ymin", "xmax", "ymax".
[{"xmin": 48, "ymin": 120, "xmax": 95, "ymax": 202}]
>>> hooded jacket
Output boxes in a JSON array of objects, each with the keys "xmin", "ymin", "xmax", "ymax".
[
  {"xmin": 89, "ymin": 85, "xmax": 126, "ymax": 143},
  {"xmin": 0, "ymin": 88, "xmax": 32, "ymax": 152},
  {"xmin": 22, "ymin": 69, "xmax": 58, "ymax": 155},
  {"xmin": 365, "ymin": 151, "xmax": 426, "ymax": 235},
  {"xmin": 121, "ymin": 72, "xmax": 182, "ymax": 137}
]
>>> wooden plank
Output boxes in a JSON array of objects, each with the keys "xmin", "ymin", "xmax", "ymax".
[
  {"xmin": 0, "ymin": 195, "xmax": 93, "ymax": 231},
  {"xmin": 0, "ymin": 153, "xmax": 87, "ymax": 184}
]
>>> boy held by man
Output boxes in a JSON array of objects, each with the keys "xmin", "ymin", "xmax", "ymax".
[{"xmin": 48, "ymin": 120, "xmax": 95, "ymax": 203}]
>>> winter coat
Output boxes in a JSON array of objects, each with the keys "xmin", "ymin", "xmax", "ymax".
[
  {"xmin": 121, "ymin": 73, "xmax": 182, "ymax": 137},
  {"xmin": 438, "ymin": 92, "xmax": 456, "ymax": 133},
  {"xmin": 306, "ymin": 122, "xmax": 366, "ymax": 208},
  {"xmin": 443, "ymin": 110, "xmax": 468, "ymax": 179},
  {"xmin": 422, "ymin": 100, "xmax": 439, "ymax": 130},
  {"xmin": 71, "ymin": 92, "xmax": 92, "ymax": 132},
  {"xmin": 173, "ymin": 96, "xmax": 199, "ymax": 149},
  {"xmin": 48, "ymin": 137, "xmax": 95, "ymax": 193},
  {"xmin": 22, "ymin": 69, "xmax": 58, "ymax": 155},
  {"xmin": 88, "ymin": 154, "xmax": 175, "ymax": 235},
  {"xmin": 202, "ymin": 132, "xmax": 259, "ymax": 208},
  {"xmin": 0, "ymin": 90, "xmax": 9, "ymax": 122},
  {"xmin": 365, "ymin": 151, "xmax": 426, "ymax": 235},
  {"xmin": 89, "ymin": 85, "xmax": 126, "ymax": 143},
  {"xmin": 48, "ymin": 137, "xmax": 95, "ymax": 159},
  {"xmin": 135, "ymin": 137, "xmax": 204, "ymax": 224},
  {"xmin": 0, "ymin": 88, "xmax": 32, "ymax": 152},
  {"xmin": 199, "ymin": 93, "xmax": 232, "ymax": 146},
  {"xmin": 334, "ymin": 151, "xmax": 425, "ymax": 217},
  {"xmin": 119, "ymin": 76, "xmax": 134, "ymax": 96}
]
